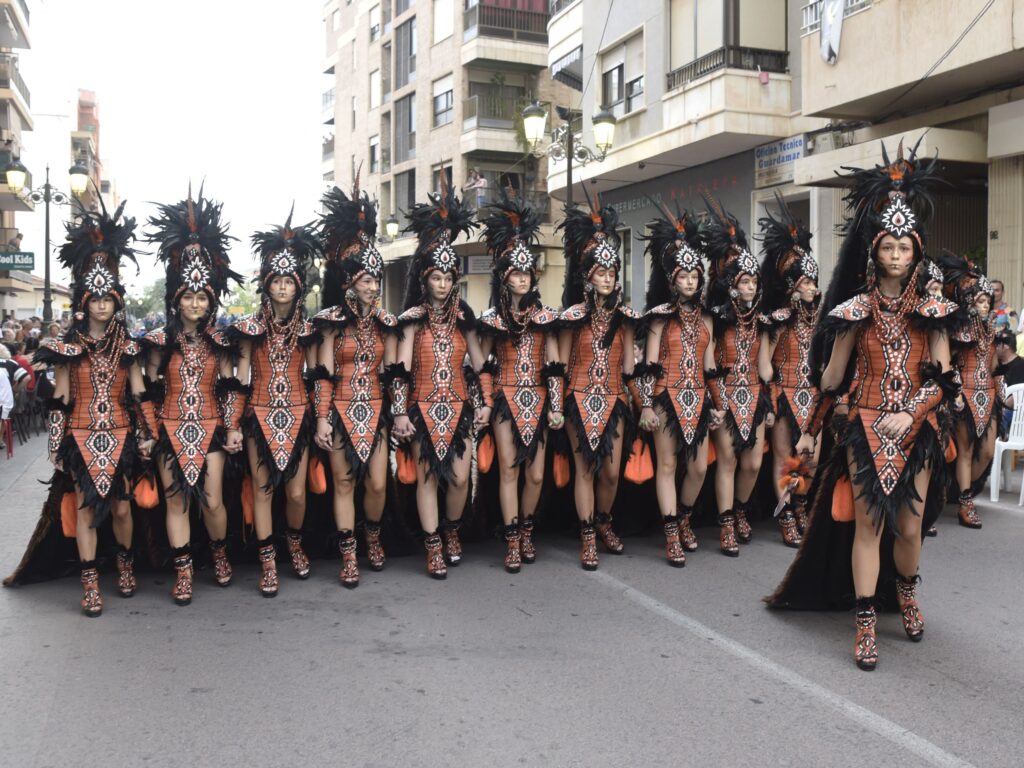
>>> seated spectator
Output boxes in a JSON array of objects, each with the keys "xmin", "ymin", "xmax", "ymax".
[
  {"xmin": 0, "ymin": 362, "xmax": 11, "ymax": 450},
  {"xmin": 0, "ymin": 343, "xmax": 28, "ymax": 393},
  {"xmin": 8, "ymin": 341, "xmax": 35, "ymax": 393},
  {"xmin": 995, "ymin": 330, "xmax": 1024, "ymax": 433}
]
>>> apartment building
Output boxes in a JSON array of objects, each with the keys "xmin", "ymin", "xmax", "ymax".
[
  {"xmin": 794, "ymin": 0, "xmax": 1024, "ymax": 314},
  {"xmin": 0, "ymin": 0, "xmax": 32, "ymax": 247},
  {"xmin": 322, "ymin": 0, "xmax": 576, "ymax": 313}
]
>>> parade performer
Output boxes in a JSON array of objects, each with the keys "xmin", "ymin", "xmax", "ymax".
[
  {"xmin": 476, "ymin": 191, "xmax": 563, "ymax": 573},
  {"xmin": 386, "ymin": 175, "xmax": 485, "ymax": 579},
  {"xmin": 759, "ymin": 195, "xmax": 820, "ymax": 547},
  {"xmin": 636, "ymin": 203, "xmax": 716, "ymax": 566},
  {"xmin": 230, "ymin": 211, "xmax": 321, "ymax": 597},
  {"xmin": 312, "ymin": 182, "xmax": 397, "ymax": 587},
  {"xmin": 558, "ymin": 194, "xmax": 641, "ymax": 571},
  {"xmin": 935, "ymin": 250, "xmax": 999, "ymax": 529},
  {"xmin": 142, "ymin": 188, "xmax": 242, "ymax": 604},
  {"xmin": 768, "ymin": 140, "xmax": 958, "ymax": 671},
  {"xmin": 703, "ymin": 198, "xmax": 773, "ymax": 557},
  {"xmin": 28, "ymin": 201, "xmax": 150, "ymax": 615}
]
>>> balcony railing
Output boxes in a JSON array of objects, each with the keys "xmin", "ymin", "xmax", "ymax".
[
  {"xmin": 322, "ymin": 137, "xmax": 335, "ymax": 162},
  {"xmin": 381, "ymin": 147, "xmax": 391, "ymax": 173},
  {"xmin": 800, "ymin": 0, "xmax": 872, "ymax": 36},
  {"xmin": 17, "ymin": 0, "xmax": 29, "ymax": 22},
  {"xmin": 549, "ymin": 0, "xmax": 576, "ymax": 15},
  {"xmin": 463, "ymin": 94, "xmax": 540, "ymax": 131},
  {"xmin": 0, "ymin": 54, "xmax": 30, "ymax": 108},
  {"xmin": 464, "ymin": 3, "xmax": 549, "ymax": 44},
  {"xmin": 666, "ymin": 46, "xmax": 788, "ymax": 92},
  {"xmin": 322, "ymin": 87, "xmax": 336, "ymax": 111}
]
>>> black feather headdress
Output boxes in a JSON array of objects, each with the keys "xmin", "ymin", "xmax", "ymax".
[
  {"xmin": 639, "ymin": 198, "xmax": 704, "ymax": 310},
  {"xmin": 146, "ymin": 184, "xmax": 241, "ymax": 316},
  {"xmin": 933, "ymin": 249, "xmax": 993, "ymax": 304},
  {"xmin": 480, "ymin": 187, "xmax": 542, "ymax": 309},
  {"xmin": 319, "ymin": 171, "xmax": 382, "ymax": 308},
  {"xmin": 401, "ymin": 167, "xmax": 478, "ymax": 310},
  {"xmin": 758, "ymin": 191, "xmax": 817, "ymax": 313},
  {"xmin": 59, "ymin": 195, "xmax": 139, "ymax": 313},
  {"xmin": 701, "ymin": 194, "xmax": 757, "ymax": 310},
  {"xmin": 556, "ymin": 185, "xmax": 621, "ymax": 308},
  {"xmin": 251, "ymin": 205, "xmax": 322, "ymax": 301}
]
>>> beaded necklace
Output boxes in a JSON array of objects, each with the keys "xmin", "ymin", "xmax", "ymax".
[{"xmin": 81, "ymin": 321, "xmax": 127, "ymax": 388}]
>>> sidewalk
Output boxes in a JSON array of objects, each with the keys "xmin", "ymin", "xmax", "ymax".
[{"xmin": 0, "ymin": 432, "xmax": 53, "ymax": 577}]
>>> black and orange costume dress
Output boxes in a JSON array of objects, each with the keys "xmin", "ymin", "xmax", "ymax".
[
  {"xmin": 768, "ymin": 140, "xmax": 958, "ymax": 672},
  {"xmin": 476, "ymin": 192, "xmax": 564, "ymax": 571}
]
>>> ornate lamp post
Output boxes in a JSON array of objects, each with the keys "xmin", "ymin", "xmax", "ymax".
[{"xmin": 4, "ymin": 160, "xmax": 90, "ymax": 321}]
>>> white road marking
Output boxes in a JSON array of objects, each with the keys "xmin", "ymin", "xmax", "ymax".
[{"xmin": 587, "ymin": 565, "xmax": 977, "ymax": 768}]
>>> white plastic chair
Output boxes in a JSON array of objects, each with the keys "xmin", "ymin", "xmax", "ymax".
[{"xmin": 990, "ymin": 383, "xmax": 1024, "ymax": 504}]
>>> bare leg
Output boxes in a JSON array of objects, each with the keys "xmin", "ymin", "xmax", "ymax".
[
  {"xmin": 771, "ymin": 418, "xmax": 794, "ymax": 501},
  {"xmin": 567, "ymin": 426, "xmax": 596, "ymax": 522},
  {"xmin": 412, "ymin": 440, "xmax": 440, "ymax": 533},
  {"xmin": 892, "ymin": 466, "xmax": 929, "ymax": 579},
  {"xmin": 444, "ymin": 447, "xmax": 472, "ymax": 522},
  {"xmin": 74, "ymin": 488, "xmax": 97, "ymax": 562},
  {"xmin": 970, "ymin": 427, "xmax": 996, "ymax": 483},
  {"xmin": 736, "ymin": 422, "xmax": 766, "ymax": 503},
  {"xmin": 201, "ymin": 451, "xmax": 228, "ymax": 541},
  {"xmin": 159, "ymin": 456, "xmax": 190, "ymax": 549},
  {"xmin": 680, "ymin": 435, "xmax": 709, "ymax": 506},
  {"xmin": 652, "ymin": 410, "xmax": 679, "ymax": 518},
  {"xmin": 246, "ymin": 437, "xmax": 275, "ymax": 541},
  {"xmin": 849, "ymin": 448, "xmax": 884, "ymax": 598},
  {"xmin": 953, "ymin": 420, "xmax": 972, "ymax": 492},
  {"xmin": 283, "ymin": 448, "xmax": 309, "ymax": 530},
  {"xmin": 594, "ymin": 429, "xmax": 624, "ymax": 516},
  {"xmin": 327, "ymin": 443, "xmax": 358, "ymax": 532},
  {"xmin": 713, "ymin": 427, "xmax": 737, "ymax": 514},
  {"xmin": 493, "ymin": 418, "xmax": 520, "ymax": 525},
  {"xmin": 520, "ymin": 437, "xmax": 547, "ymax": 519},
  {"xmin": 363, "ymin": 429, "xmax": 389, "ymax": 524},
  {"xmin": 110, "ymin": 497, "xmax": 133, "ymax": 551}
]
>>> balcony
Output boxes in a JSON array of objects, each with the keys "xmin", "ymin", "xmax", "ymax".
[
  {"xmin": 0, "ymin": 1, "xmax": 31, "ymax": 50},
  {"xmin": 0, "ymin": 150, "xmax": 32, "ymax": 212},
  {"xmin": 801, "ymin": 0, "xmax": 1024, "ymax": 118},
  {"xmin": 461, "ymin": 95, "xmax": 542, "ymax": 156},
  {"xmin": 666, "ymin": 46, "xmax": 788, "ymax": 92},
  {"xmin": 322, "ymin": 136, "xmax": 335, "ymax": 163},
  {"xmin": 0, "ymin": 53, "xmax": 31, "ymax": 109},
  {"xmin": 462, "ymin": 2, "xmax": 549, "ymax": 69},
  {"xmin": 548, "ymin": 0, "xmax": 575, "ymax": 16},
  {"xmin": 322, "ymin": 87, "xmax": 335, "ymax": 125}
]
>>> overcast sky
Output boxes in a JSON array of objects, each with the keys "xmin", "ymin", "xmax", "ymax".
[{"xmin": 18, "ymin": 0, "xmax": 327, "ymax": 294}]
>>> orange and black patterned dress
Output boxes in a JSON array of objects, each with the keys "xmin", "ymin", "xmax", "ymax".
[
  {"xmin": 36, "ymin": 333, "xmax": 143, "ymax": 523},
  {"xmin": 951, "ymin": 316, "xmax": 1001, "ymax": 452},
  {"xmin": 645, "ymin": 301, "xmax": 712, "ymax": 460},
  {"xmin": 477, "ymin": 303, "xmax": 561, "ymax": 465},
  {"xmin": 767, "ymin": 302, "xmax": 819, "ymax": 446},
  {"xmin": 140, "ymin": 326, "xmax": 235, "ymax": 507},
  {"xmin": 709, "ymin": 304, "xmax": 771, "ymax": 451},
  {"xmin": 398, "ymin": 300, "xmax": 477, "ymax": 484},
  {"xmin": 561, "ymin": 301, "xmax": 641, "ymax": 471},
  {"xmin": 231, "ymin": 310, "xmax": 319, "ymax": 487},
  {"xmin": 312, "ymin": 303, "xmax": 398, "ymax": 477}
]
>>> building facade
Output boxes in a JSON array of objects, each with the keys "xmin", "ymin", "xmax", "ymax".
[{"xmin": 322, "ymin": 0, "xmax": 576, "ymax": 313}]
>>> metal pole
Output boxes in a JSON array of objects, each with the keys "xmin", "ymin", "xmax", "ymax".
[
  {"xmin": 42, "ymin": 165, "xmax": 52, "ymax": 322},
  {"xmin": 565, "ymin": 116, "xmax": 574, "ymax": 210}
]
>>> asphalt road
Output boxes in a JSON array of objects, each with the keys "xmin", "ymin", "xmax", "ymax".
[{"xmin": 1, "ymin": 433, "xmax": 1021, "ymax": 768}]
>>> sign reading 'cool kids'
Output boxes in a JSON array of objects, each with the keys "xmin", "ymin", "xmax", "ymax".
[
  {"xmin": 0, "ymin": 251, "xmax": 34, "ymax": 270},
  {"xmin": 754, "ymin": 136, "xmax": 805, "ymax": 188}
]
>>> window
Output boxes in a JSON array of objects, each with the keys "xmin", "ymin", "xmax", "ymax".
[
  {"xmin": 432, "ymin": 74, "xmax": 453, "ymax": 127},
  {"xmin": 602, "ymin": 65, "xmax": 623, "ymax": 111},
  {"xmin": 433, "ymin": 0, "xmax": 453, "ymax": 43},
  {"xmin": 395, "ymin": 93, "xmax": 416, "ymax": 162},
  {"xmin": 395, "ymin": 18, "xmax": 416, "ymax": 89},
  {"xmin": 395, "ymin": 0, "xmax": 412, "ymax": 13},
  {"xmin": 618, "ymin": 228, "xmax": 632, "ymax": 301},
  {"xmin": 431, "ymin": 164, "xmax": 453, "ymax": 194},
  {"xmin": 369, "ymin": 70, "xmax": 381, "ymax": 109},
  {"xmin": 395, "ymin": 170, "xmax": 416, "ymax": 225},
  {"xmin": 369, "ymin": 5, "xmax": 381, "ymax": 41},
  {"xmin": 351, "ymin": 95, "xmax": 357, "ymax": 129},
  {"xmin": 369, "ymin": 135, "xmax": 380, "ymax": 173},
  {"xmin": 626, "ymin": 76, "xmax": 644, "ymax": 112}
]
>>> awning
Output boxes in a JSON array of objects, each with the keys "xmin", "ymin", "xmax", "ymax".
[{"xmin": 551, "ymin": 45, "xmax": 582, "ymax": 91}]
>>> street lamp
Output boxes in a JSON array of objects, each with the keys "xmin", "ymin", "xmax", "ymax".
[
  {"xmin": 385, "ymin": 214, "xmax": 399, "ymax": 240},
  {"xmin": 3, "ymin": 161, "xmax": 90, "ymax": 322},
  {"xmin": 522, "ymin": 101, "xmax": 616, "ymax": 209}
]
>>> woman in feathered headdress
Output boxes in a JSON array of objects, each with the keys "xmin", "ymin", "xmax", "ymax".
[
  {"xmin": 702, "ymin": 196, "xmax": 774, "ymax": 558},
  {"xmin": 311, "ymin": 178, "xmax": 398, "ymax": 587},
  {"xmin": 141, "ymin": 186, "xmax": 242, "ymax": 604},
  {"xmin": 10, "ymin": 199, "xmax": 152, "ymax": 615},
  {"xmin": 229, "ymin": 208, "xmax": 322, "ymax": 597},
  {"xmin": 768, "ymin": 139, "xmax": 959, "ymax": 672},
  {"xmin": 557, "ymin": 189, "xmax": 642, "ymax": 571},
  {"xmin": 635, "ymin": 201, "xmax": 715, "ymax": 566},
  {"xmin": 758, "ymin": 192, "xmax": 819, "ymax": 548},
  {"xmin": 476, "ymin": 188, "xmax": 563, "ymax": 573},
  {"xmin": 385, "ymin": 171, "xmax": 484, "ymax": 580},
  {"xmin": 934, "ymin": 249, "xmax": 999, "ymax": 529}
]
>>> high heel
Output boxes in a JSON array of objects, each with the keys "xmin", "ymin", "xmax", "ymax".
[
  {"xmin": 170, "ymin": 547, "xmax": 193, "ymax": 606},
  {"xmin": 257, "ymin": 540, "xmax": 279, "ymax": 597},
  {"xmin": 364, "ymin": 522, "xmax": 386, "ymax": 571},
  {"xmin": 594, "ymin": 512, "xmax": 624, "ymax": 554},
  {"xmin": 338, "ymin": 532, "xmax": 360, "ymax": 588},
  {"xmin": 718, "ymin": 511, "xmax": 739, "ymax": 557},
  {"xmin": 895, "ymin": 574, "xmax": 924, "ymax": 641},
  {"xmin": 441, "ymin": 519, "xmax": 463, "ymax": 566},
  {"xmin": 424, "ymin": 533, "xmax": 447, "ymax": 580},
  {"xmin": 662, "ymin": 515, "xmax": 686, "ymax": 568},
  {"xmin": 678, "ymin": 505, "xmax": 699, "ymax": 552},
  {"xmin": 209, "ymin": 538, "xmax": 232, "ymax": 587},
  {"xmin": 854, "ymin": 597, "xmax": 878, "ymax": 671},
  {"xmin": 519, "ymin": 517, "xmax": 537, "ymax": 563},
  {"xmin": 579, "ymin": 522, "xmax": 599, "ymax": 571},
  {"xmin": 503, "ymin": 522, "xmax": 522, "ymax": 574},
  {"xmin": 115, "ymin": 548, "xmax": 136, "ymax": 597},
  {"xmin": 80, "ymin": 562, "xmax": 102, "ymax": 617},
  {"xmin": 285, "ymin": 529, "xmax": 311, "ymax": 578}
]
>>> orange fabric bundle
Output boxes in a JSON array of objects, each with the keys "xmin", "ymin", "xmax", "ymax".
[
  {"xmin": 134, "ymin": 474, "xmax": 160, "ymax": 509},
  {"xmin": 60, "ymin": 492, "xmax": 77, "ymax": 538},
  {"xmin": 308, "ymin": 454, "xmax": 327, "ymax": 494},
  {"xmin": 624, "ymin": 438, "xmax": 654, "ymax": 484},
  {"xmin": 944, "ymin": 439, "xmax": 957, "ymax": 462},
  {"xmin": 553, "ymin": 451, "xmax": 571, "ymax": 488},
  {"xmin": 241, "ymin": 476, "xmax": 254, "ymax": 525},
  {"xmin": 477, "ymin": 432, "xmax": 494, "ymax": 473},
  {"xmin": 707, "ymin": 440, "xmax": 716, "ymax": 465},
  {"xmin": 777, "ymin": 455, "xmax": 813, "ymax": 497},
  {"xmin": 396, "ymin": 447, "xmax": 417, "ymax": 484},
  {"xmin": 832, "ymin": 475, "xmax": 855, "ymax": 522}
]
